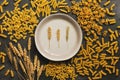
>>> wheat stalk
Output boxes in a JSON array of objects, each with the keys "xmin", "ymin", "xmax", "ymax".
[
  {"xmin": 7, "ymin": 42, "xmax": 43, "ymax": 80},
  {"xmin": 66, "ymin": 27, "xmax": 70, "ymax": 42},
  {"xmin": 9, "ymin": 42, "xmax": 16, "ymax": 55},
  {"xmin": 7, "ymin": 48, "xmax": 13, "ymax": 63},
  {"xmin": 28, "ymin": 37, "xmax": 31, "ymax": 51},
  {"xmin": 23, "ymin": 48, "xmax": 27, "ymax": 57},
  {"xmin": 33, "ymin": 55, "xmax": 37, "ymax": 70},
  {"xmin": 13, "ymin": 57, "xmax": 18, "ymax": 71},
  {"xmin": 57, "ymin": 29, "xmax": 60, "ymax": 48},
  {"xmin": 37, "ymin": 60, "xmax": 40, "ymax": 71},
  {"xmin": 14, "ymin": 46, "xmax": 21, "ymax": 58},
  {"xmin": 19, "ymin": 60, "xmax": 27, "ymax": 74},
  {"xmin": 48, "ymin": 27, "xmax": 52, "ymax": 48},
  {"xmin": 17, "ymin": 43, "xmax": 23, "ymax": 57},
  {"xmin": 37, "ymin": 65, "xmax": 44, "ymax": 80}
]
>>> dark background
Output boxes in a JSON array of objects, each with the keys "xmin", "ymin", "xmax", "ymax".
[{"xmin": 0, "ymin": 0, "xmax": 120, "ymax": 80}]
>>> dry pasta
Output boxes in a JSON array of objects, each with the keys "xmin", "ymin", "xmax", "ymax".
[{"xmin": 104, "ymin": 1, "xmax": 110, "ymax": 6}]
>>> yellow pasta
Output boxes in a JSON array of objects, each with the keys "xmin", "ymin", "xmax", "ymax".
[
  {"xmin": 6, "ymin": 11, "xmax": 11, "ymax": 17},
  {"xmin": 51, "ymin": 10, "xmax": 58, "ymax": 13},
  {"xmin": 98, "ymin": 0, "xmax": 101, "ymax": 3},
  {"xmin": 22, "ymin": 3, "xmax": 28, "ymax": 8},
  {"xmin": 5, "ymin": 69, "xmax": 10, "ymax": 76},
  {"xmin": 116, "ymin": 69, "xmax": 119, "ymax": 76},
  {"xmin": 106, "ymin": 68, "xmax": 112, "ymax": 74},
  {"xmin": 10, "ymin": 70, "xmax": 14, "ymax": 78},
  {"xmin": 12, "ymin": 39, "xmax": 17, "ymax": 43},
  {"xmin": 2, "ymin": 56, "xmax": 5, "ymax": 63},
  {"xmin": 92, "ymin": 77, "xmax": 100, "ymax": 80},
  {"xmin": 110, "ymin": 4, "xmax": 115, "ymax": 11},
  {"xmin": 0, "ymin": 6, "xmax": 3, "ymax": 13},
  {"xmin": 30, "ymin": 1, "xmax": 36, "ymax": 8},
  {"xmin": 87, "ymin": 0, "xmax": 92, "ymax": 3},
  {"xmin": 0, "ymin": 65, "xmax": 5, "ymax": 70},
  {"xmin": 0, "ymin": 13, "xmax": 6, "ymax": 19},
  {"xmin": 88, "ymin": 77, "xmax": 92, "ymax": 80},
  {"xmin": 60, "ymin": 9, "xmax": 68, "ymax": 13},
  {"xmin": 104, "ymin": 1, "xmax": 110, "ymax": 6},
  {"xmin": 108, "ymin": 28, "xmax": 114, "ymax": 34},
  {"xmin": 115, "ymin": 30, "xmax": 118, "ymax": 37},
  {"xmin": 15, "ymin": 0, "xmax": 21, "ymax": 4},
  {"xmin": 108, "ymin": 12, "xmax": 116, "ymax": 16},
  {"xmin": 0, "ymin": 34, "xmax": 7, "ymax": 38},
  {"xmin": 109, "ymin": 19, "xmax": 116, "ymax": 24},
  {"xmin": 117, "ymin": 26, "xmax": 120, "ymax": 28},
  {"xmin": 1, "ymin": 0, "xmax": 7, "ymax": 6},
  {"xmin": 113, "ymin": 59, "xmax": 119, "ymax": 65},
  {"xmin": 101, "ymin": 70, "xmax": 107, "ymax": 76},
  {"xmin": 106, "ymin": 8, "xmax": 116, "ymax": 16},
  {"xmin": 101, "ymin": 38, "xmax": 104, "ymax": 45}
]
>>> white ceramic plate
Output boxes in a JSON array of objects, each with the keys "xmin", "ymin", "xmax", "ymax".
[{"xmin": 35, "ymin": 13, "xmax": 83, "ymax": 61}]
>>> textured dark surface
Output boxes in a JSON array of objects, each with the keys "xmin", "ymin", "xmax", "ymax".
[{"xmin": 0, "ymin": 0, "xmax": 120, "ymax": 80}]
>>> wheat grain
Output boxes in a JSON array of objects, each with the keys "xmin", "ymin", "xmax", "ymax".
[
  {"xmin": 10, "ymin": 70, "xmax": 14, "ymax": 78},
  {"xmin": 23, "ymin": 48, "xmax": 27, "ymax": 57},
  {"xmin": 19, "ymin": 60, "xmax": 26, "ymax": 74},
  {"xmin": 5, "ymin": 69, "xmax": 10, "ymax": 76},
  {"xmin": 7, "ymin": 48, "xmax": 13, "ymax": 63},
  {"xmin": 23, "ymin": 48, "xmax": 27, "ymax": 63},
  {"xmin": 28, "ymin": 37, "xmax": 31, "ymax": 51},
  {"xmin": 17, "ymin": 43, "xmax": 23, "ymax": 56},
  {"xmin": 37, "ymin": 60, "xmax": 40, "ymax": 71},
  {"xmin": 13, "ymin": 57, "xmax": 18, "ymax": 71},
  {"xmin": 34, "ymin": 55, "xmax": 37, "ymax": 70},
  {"xmin": 57, "ymin": 29, "xmax": 60, "ymax": 41},
  {"xmin": 14, "ymin": 46, "xmax": 21, "ymax": 58},
  {"xmin": 30, "ymin": 62, "xmax": 34, "ymax": 74},
  {"xmin": 9, "ymin": 42, "xmax": 16, "ymax": 55}
]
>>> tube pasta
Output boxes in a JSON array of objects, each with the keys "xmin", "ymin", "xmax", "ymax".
[{"xmin": 104, "ymin": 1, "xmax": 110, "ymax": 6}]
